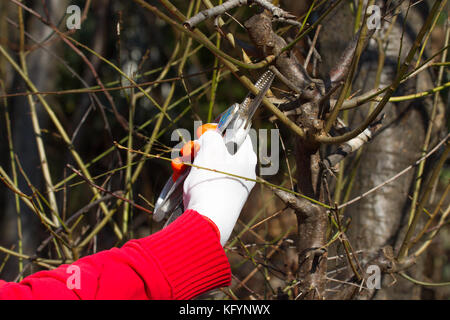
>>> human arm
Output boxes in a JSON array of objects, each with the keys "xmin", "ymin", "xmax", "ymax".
[
  {"xmin": 0, "ymin": 210, "xmax": 230, "ymax": 300},
  {"xmin": 0, "ymin": 129, "xmax": 256, "ymax": 300}
]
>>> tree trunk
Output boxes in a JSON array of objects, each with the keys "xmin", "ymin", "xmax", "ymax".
[{"xmin": 316, "ymin": 0, "xmax": 445, "ymax": 299}]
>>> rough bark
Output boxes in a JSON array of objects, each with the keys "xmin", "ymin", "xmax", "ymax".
[
  {"xmin": 245, "ymin": 10, "xmax": 329, "ymax": 299},
  {"xmin": 315, "ymin": 0, "xmax": 446, "ymax": 299}
]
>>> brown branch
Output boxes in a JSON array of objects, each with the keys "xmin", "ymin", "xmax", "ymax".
[
  {"xmin": 9, "ymin": 0, "xmax": 129, "ymax": 133},
  {"xmin": 328, "ymin": 28, "xmax": 376, "ymax": 84},
  {"xmin": 244, "ymin": 9, "xmax": 332, "ymax": 299},
  {"xmin": 273, "ymin": 187, "xmax": 328, "ymax": 300},
  {"xmin": 273, "ymin": 189, "xmax": 317, "ymax": 216},
  {"xmin": 67, "ymin": 164, "xmax": 153, "ymax": 215},
  {"xmin": 316, "ymin": 0, "xmax": 444, "ymax": 145},
  {"xmin": 245, "ymin": 11, "xmax": 315, "ymax": 95},
  {"xmin": 338, "ymin": 133, "xmax": 449, "ymax": 210},
  {"xmin": 334, "ymin": 246, "xmax": 416, "ymax": 300},
  {"xmin": 133, "ymin": 0, "xmax": 307, "ymax": 139},
  {"xmin": 184, "ymin": 0, "xmax": 296, "ymax": 29},
  {"xmin": 35, "ymin": 194, "xmax": 115, "ymax": 254},
  {"xmin": 323, "ymin": 114, "xmax": 384, "ymax": 171},
  {"xmin": 269, "ymin": 65, "xmax": 303, "ymax": 95},
  {"xmin": 304, "ymin": 25, "xmax": 322, "ymax": 70}
]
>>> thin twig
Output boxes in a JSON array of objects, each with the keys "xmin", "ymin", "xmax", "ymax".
[
  {"xmin": 338, "ymin": 133, "xmax": 449, "ymax": 210},
  {"xmin": 67, "ymin": 164, "xmax": 152, "ymax": 215}
]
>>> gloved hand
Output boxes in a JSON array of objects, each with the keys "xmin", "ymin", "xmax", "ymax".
[{"xmin": 183, "ymin": 129, "xmax": 257, "ymax": 246}]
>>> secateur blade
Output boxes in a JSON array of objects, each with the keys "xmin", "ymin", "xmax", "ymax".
[
  {"xmin": 163, "ymin": 206, "xmax": 184, "ymax": 228},
  {"xmin": 222, "ymin": 70, "xmax": 275, "ymax": 152},
  {"xmin": 153, "ymin": 170, "xmax": 189, "ymax": 222},
  {"xmin": 241, "ymin": 70, "xmax": 275, "ymax": 128}
]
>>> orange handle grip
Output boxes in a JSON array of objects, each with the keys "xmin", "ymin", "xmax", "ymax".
[
  {"xmin": 181, "ymin": 140, "xmax": 200, "ymax": 158},
  {"xmin": 171, "ymin": 123, "xmax": 218, "ymax": 181},
  {"xmin": 171, "ymin": 157, "xmax": 186, "ymax": 181},
  {"xmin": 171, "ymin": 141, "xmax": 200, "ymax": 181},
  {"xmin": 196, "ymin": 123, "xmax": 218, "ymax": 138}
]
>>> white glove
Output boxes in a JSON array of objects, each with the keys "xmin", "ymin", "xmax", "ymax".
[{"xmin": 183, "ymin": 130, "xmax": 257, "ymax": 246}]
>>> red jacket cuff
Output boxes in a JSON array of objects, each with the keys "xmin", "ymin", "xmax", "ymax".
[
  {"xmin": 139, "ymin": 209, "xmax": 231, "ymax": 299},
  {"xmin": 0, "ymin": 210, "xmax": 230, "ymax": 300}
]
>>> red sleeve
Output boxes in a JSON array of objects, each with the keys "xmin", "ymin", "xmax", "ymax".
[{"xmin": 0, "ymin": 210, "xmax": 231, "ymax": 300}]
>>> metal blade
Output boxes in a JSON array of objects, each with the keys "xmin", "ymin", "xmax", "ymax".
[
  {"xmin": 241, "ymin": 70, "xmax": 275, "ymax": 127},
  {"xmin": 153, "ymin": 170, "xmax": 189, "ymax": 222},
  {"xmin": 163, "ymin": 206, "xmax": 184, "ymax": 228}
]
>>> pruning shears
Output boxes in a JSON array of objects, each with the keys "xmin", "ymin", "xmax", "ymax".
[{"xmin": 153, "ymin": 70, "xmax": 275, "ymax": 225}]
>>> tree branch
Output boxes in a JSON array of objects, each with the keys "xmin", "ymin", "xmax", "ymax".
[
  {"xmin": 184, "ymin": 0, "xmax": 296, "ymax": 30},
  {"xmin": 323, "ymin": 115, "xmax": 384, "ymax": 171}
]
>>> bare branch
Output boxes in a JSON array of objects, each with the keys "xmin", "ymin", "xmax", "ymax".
[
  {"xmin": 334, "ymin": 246, "xmax": 416, "ymax": 300},
  {"xmin": 244, "ymin": 11, "xmax": 316, "ymax": 98},
  {"xmin": 323, "ymin": 115, "xmax": 385, "ymax": 171},
  {"xmin": 338, "ymin": 133, "xmax": 449, "ymax": 210},
  {"xmin": 184, "ymin": 0, "xmax": 296, "ymax": 29},
  {"xmin": 317, "ymin": 0, "xmax": 445, "ymax": 145},
  {"xmin": 304, "ymin": 25, "xmax": 322, "ymax": 70},
  {"xmin": 273, "ymin": 188, "xmax": 319, "ymax": 217}
]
